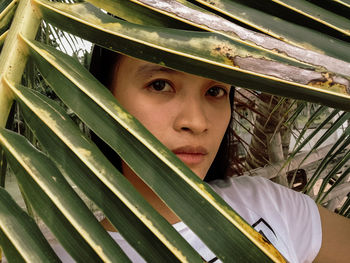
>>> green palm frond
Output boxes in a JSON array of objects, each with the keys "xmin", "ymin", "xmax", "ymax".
[
  {"xmin": 270, "ymin": 0, "xmax": 350, "ymax": 36},
  {"xmin": 0, "ymin": 0, "xmax": 349, "ymax": 261}
]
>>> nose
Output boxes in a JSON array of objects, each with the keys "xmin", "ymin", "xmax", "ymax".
[{"xmin": 173, "ymin": 97, "xmax": 208, "ymax": 135}]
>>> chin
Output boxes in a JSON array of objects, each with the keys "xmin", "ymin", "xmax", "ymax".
[
  {"xmin": 185, "ymin": 163, "xmax": 209, "ymax": 180},
  {"xmin": 193, "ymin": 169, "xmax": 207, "ymax": 181}
]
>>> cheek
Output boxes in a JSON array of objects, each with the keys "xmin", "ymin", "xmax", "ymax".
[
  {"xmin": 210, "ymin": 105, "xmax": 231, "ymax": 141},
  {"xmin": 113, "ymin": 87, "xmax": 172, "ymax": 145},
  {"xmin": 121, "ymin": 100, "xmax": 172, "ymax": 144}
]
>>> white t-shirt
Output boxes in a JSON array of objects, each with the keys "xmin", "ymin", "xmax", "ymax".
[{"xmin": 50, "ymin": 176, "xmax": 323, "ymax": 263}]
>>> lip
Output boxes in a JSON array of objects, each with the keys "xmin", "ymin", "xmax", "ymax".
[{"xmin": 172, "ymin": 146, "xmax": 208, "ymax": 165}]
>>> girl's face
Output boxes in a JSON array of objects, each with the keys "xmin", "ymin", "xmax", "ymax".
[{"xmin": 111, "ymin": 56, "xmax": 231, "ymax": 179}]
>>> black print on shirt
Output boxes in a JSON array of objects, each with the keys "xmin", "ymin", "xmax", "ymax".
[
  {"xmin": 204, "ymin": 219, "xmax": 277, "ymax": 263},
  {"xmin": 252, "ymin": 218, "xmax": 277, "ymax": 245}
]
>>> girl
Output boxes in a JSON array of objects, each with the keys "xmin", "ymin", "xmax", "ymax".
[{"xmin": 56, "ymin": 46, "xmax": 350, "ymax": 263}]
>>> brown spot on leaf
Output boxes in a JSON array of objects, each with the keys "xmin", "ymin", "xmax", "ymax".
[
  {"xmin": 271, "ymin": 48, "xmax": 288, "ymax": 57},
  {"xmin": 203, "ymin": 0, "xmax": 217, "ymax": 5},
  {"xmin": 307, "ymin": 73, "xmax": 349, "ymax": 95},
  {"xmin": 202, "ymin": 0, "xmax": 223, "ymax": 8},
  {"xmin": 212, "ymin": 44, "xmax": 237, "ymax": 66}
]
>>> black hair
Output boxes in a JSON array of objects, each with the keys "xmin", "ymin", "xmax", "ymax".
[{"xmin": 89, "ymin": 45, "xmax": 235, "ymax": 182}]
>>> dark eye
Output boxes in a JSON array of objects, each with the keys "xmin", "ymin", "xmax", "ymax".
[
  {"xmin": 206, "ymin": 87, "xmax": 227, "ymax": 98},
  {"xmin": 149, "ymin": 80, "xmax": 173, "ymax": 92}
]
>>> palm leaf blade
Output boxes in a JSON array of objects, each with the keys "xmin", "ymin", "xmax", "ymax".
[
  {"xmin": 304, "ymin": 126, "xmax": 350, "ymax": 194},
  {"xmin": 0, "ymin": 31, "xmax": 8, "ymax": 50},
  {"xmin": 87, "ymin": 0, "xmax": 350, "ymax": 76},
  {"xmin": 85, "ymin": 0, "xmax": 188, "ymax": 28},
  {"xmin": 7, "ymin": 81, "xmax": 205, "ymax": 262},
  {"xmin": 0, "ymin": 183, "xmax": 60, "ymax": 262},
  {"xmin": 14, "ymin": 87, "xmax": 193, "ymax": 261},
  {"xmin": 33, "ymin": 1, "xmax": 350, "ymax": 111},
  {"xmin": 0, "ymin": 130, "xmax": 104, "ymax": 262},
  {"xmin": 0, "ymin": 127, "xmax": 131, "ymax": 262},
  {"xmin": 271, "ymin": 0, "xmax": 350, "ymax": 36},
  {"xmin": 334, "ymin": 0, "xmax": 350, "ymax": 8},
  {"xmin": 192, "ymin": 0, "xmax": 350, "ymax": 62},
  {"xmin": 0, "ymin": 0, "xmax": 349, "ymax": 261},
  {"xmin": 22, "ymin": 36, "xmax": 285, "ymax": 262},
  {"xmin": 0, "ymin": 0, "xmax": 17, "ymax": 36}
]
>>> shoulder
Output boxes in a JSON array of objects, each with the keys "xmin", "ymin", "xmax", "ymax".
[
  {"xmin": 209, "ymin": 174, "xmax": 279, "ymax": 193},
  {"xmin": 209, "ymin": 175, "xmax": 321, "ymax": 233},
  {"xmin": 209, "ymin": 175, "xmax": 316, "ymax": 212},
  {"xmin": 210, "ymin": 176, "xmax": 322, "ymax": 263},
  {"xmin": 209, "ymin": 175, "xmax": 290, "ymax": 209}
]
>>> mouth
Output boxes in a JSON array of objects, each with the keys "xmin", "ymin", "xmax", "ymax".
[{"xmin": 172, "ymin": 146, "xmax": 208, "ymax": 165}]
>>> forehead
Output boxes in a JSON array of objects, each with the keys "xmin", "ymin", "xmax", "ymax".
[
  {"xmin": 121, "ymin": 56, "xmax": 184, "ymax": 76},
  {"xmin": 117, "ymin": 55, "xmax": 190, "ymax": 77},
  {"xmin": 116, "ymin": 55, "xmax": 229, "ymax": 86}
]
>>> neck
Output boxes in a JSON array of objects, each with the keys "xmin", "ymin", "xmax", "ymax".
[{"xmin": 102, "ymin": 162, "xmax": 180, "ymax": 232}]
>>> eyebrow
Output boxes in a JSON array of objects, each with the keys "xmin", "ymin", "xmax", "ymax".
[
  {"xmin": 135, "ymin": 64, "xmax": 184, "ymax": 77},
  {"xmin": 134, "ymin": 63, "xmax": 230, "ymax": 87}
]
